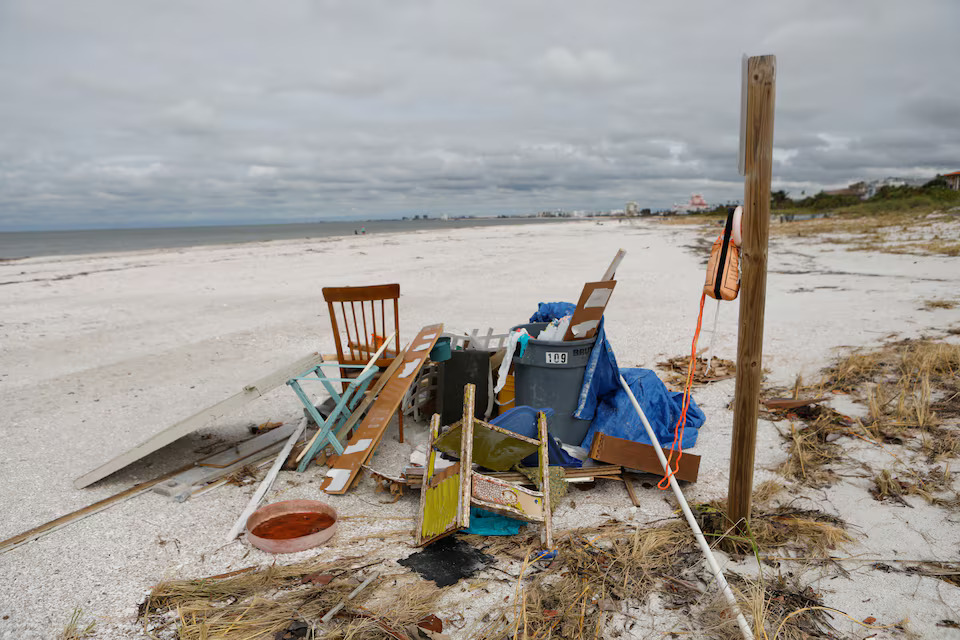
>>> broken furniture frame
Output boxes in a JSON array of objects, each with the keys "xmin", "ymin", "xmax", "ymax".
[
  {"xmin": 416, "ymin": 384, "xmax": 553, "ymax": 548},
  {"xmin": 287, "ymin": 363, "xmax": 375, "ymax": 469}
]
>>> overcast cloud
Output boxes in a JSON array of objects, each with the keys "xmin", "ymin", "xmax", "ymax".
[{"xmin": 1, "ymin": 1, "xmax": 958, "ymax": 230}]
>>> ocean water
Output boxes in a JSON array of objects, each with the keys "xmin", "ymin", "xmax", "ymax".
[{"xmin": 0, "ymin": 217, "xmax": 573, "ymax": 259}]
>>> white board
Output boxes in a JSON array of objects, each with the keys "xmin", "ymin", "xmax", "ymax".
[{"xmin": 74, "ymin": 351, "xmax": 325, "ymax": 489}]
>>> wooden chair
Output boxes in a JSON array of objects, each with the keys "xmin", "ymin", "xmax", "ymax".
[{"xmin": 322, "ymin": 283, "xmax": 405, "ymax": 441}]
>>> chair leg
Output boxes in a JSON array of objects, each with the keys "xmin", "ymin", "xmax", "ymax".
[{"xmin": 397, "ymin": 411, "xmax": 404, "ymax": 443}]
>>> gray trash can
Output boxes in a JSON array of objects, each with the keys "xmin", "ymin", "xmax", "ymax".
[{"xmin": 510, "ymin": 322, "xmax": 596, "ymax": 446}]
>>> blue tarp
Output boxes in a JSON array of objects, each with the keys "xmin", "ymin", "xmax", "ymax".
[
  {"xmin": 579, "ymin": 367, "xmax": 704, "ymax": 451},
  {"xmin": 489, "ymin": 406, "xmax": 583, "ymax": 467},
  {"xmin": 529, "ymin": 302, "xmax": 576, "ymax": 323},
  {"xmin": 527, "ymin": 303, "xmax": 705, "ymax": 451}
]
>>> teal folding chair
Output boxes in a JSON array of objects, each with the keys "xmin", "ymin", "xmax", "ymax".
[{"xmin": 287, "ymin": 363, "xmax": 376, "ymax": 472}]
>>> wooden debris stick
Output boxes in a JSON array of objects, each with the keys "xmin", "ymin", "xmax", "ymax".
[
  {"xmin": 537, "ymin": 410, "xmax": 553, "ymax": 549},
  {"xmin": 320, "ymin": 324, "xmax": 443, "ymax": 494},
  {"xmin": 589, "ymin": 432, "xmax": 700, "ymax": 483},
  {"xmin": 600, "ymin": 249, "xmax": 626, "ymax": 281},
  {"xmin": 2, "ymin": 461, "xmax": 197, "ymax": 554},
  {"xmin": 459, "ymin": 384, "xmax": 475, "ymax": 531},
  {"xmin": 728, "ymin": 54, "xmax": 776, "ymax": 529},
  {"xmin": 762, "ymin": 397, "xmax": 822, "ymax": 411},
  {"xmin": 296, "ymin": 343, "xmax": 409, "ymax": 465},
  {"xmin": 320, "ymin": 571, "xmax": 380, "ymax": 623},
  {"xmin": 562, "ymin": 280, "xmax": 617, "ymax": 341},
  {"xmin": 622, "ymin": 476, "xmax": 642, "ymax": 507},
  {"xmin": 74, "ymin": 351, "xmax": 325, "ymax": 489},
  {"xmin": 226, "ymin": 417, "xmax": 308, "ymax": 541}
]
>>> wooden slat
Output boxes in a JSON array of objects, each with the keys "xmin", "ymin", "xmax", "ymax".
[
  {"xmin": 74, "ymin": 351, "xmax": 325, "ymax": 489},
  {"xmin": 601, "ymin": 249, "xmax": 626, "ymax": 281},
  {"xmin": 319, "ymin": 324, "xmax": 443, "ymax": 494},
  {"xmin": 459, "ymin": 384, "xmax": 475, "ymax": 530},
  {"xmin": 4, "ymin": 461, "xmax": 196, "ymax": 554},
  {"xmin": 538, "ymin": 410, "xmax": 553, "ymax": 548},
  {"xmin": 322, "ymin": 283, "xmax": 401, "ymax": 303},
  {"xmin": 589, "ymin": 432, "xmax": 700, "ymax": 483}
]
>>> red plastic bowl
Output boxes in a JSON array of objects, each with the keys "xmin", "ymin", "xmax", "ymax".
[{"xmin": 245, "ymin": 499, "xmax": 338, "ymax": 554}]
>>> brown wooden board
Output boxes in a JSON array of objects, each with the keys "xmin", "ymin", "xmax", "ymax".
[
  {"xmin": 320, "ymin": 324, "xmax": 443, "ymax": 494},
  {"xmin": 589, "ymin": 432, "xmax": 700, "ymax": 483},
  {"xmin": 563, "ymin": 280, "xmax": 616, "ymax": 341}
]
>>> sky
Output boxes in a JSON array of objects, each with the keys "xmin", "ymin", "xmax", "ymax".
[{"xmin": 0, "ymin": 1, "xmax": 958, "ymax": 231}]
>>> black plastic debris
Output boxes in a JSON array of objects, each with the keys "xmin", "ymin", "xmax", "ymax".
[{"xmin": 398, "ymin": 536, "xmax": 492, "ymax": 587}]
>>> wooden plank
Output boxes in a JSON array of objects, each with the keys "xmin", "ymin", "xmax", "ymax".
[
  {"xmin": 2, "ymin": 461, "xmax": 196, "ymax": 554},
  {"xmin": 728, "ymin": 55, "xmax": 776, "ymax": 528},
  {"xmin": 226, "ymin": 417, "xmax": 308, "ymax": 541},
  {"xmin": 74, "ymin": 351, "xmax": 325, "ymax": 489},
  {"xmin": 319, "ymin": 324, "xmax": 443, "ymax": 494},
  {"xmin": 589, "ymin": 432, "xmax": 700, "ymax": 483},
  {"xmin": 152, "ymin": 422, "xmax": 297, "ymax": 501},
  {"xmin": 601, "ymin": 249, "xmax": 626, "ymax": 281},
  {"xmin": 459, "ymin": 383, "xmax": 475, "ymax": 530},
  {"xmin": 562, "ymin": 280, "xmax": 617, "ymax": 341},
  {"xmin": 322, "ymin": 283, "xmax": 400, "ymax": 303},
  {"xmin": 538, "ymin": 410, "xmax": 553, "ymax": 549}
]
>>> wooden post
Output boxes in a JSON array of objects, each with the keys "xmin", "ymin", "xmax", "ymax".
[{"xmin": 728, "ymin": 55, "xmax": 776, "ymax": 528}]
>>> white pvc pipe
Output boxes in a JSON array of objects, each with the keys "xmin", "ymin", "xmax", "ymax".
[{"xmin": 619, "ymin": 375, "xmax": 754, "ymax": 640}]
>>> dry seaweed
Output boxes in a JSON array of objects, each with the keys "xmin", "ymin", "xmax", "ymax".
[
  {"xmin": 473, "ymin": 484, "xmax": 851, "ymax": 639},
  {"xmin": 700, "ymin": 573, "xmax": 836, "ymax": 640},
  {"xmin": 657, "ymin": 355, "xmax": 736, "ymax": 388},
  {"xmin": 59, "ymin": 607, "xmax": 95, "ymax": 640},
  {"xmin": 140, "ymin": 555, "xmax": 443, "ymax": 640}
]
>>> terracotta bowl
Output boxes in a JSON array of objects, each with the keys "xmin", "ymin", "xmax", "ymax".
[{"xmin": 245, "ymin": 499, "xmax": 338, "ymax": 554}]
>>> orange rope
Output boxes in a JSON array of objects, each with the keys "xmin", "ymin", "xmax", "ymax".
[{"xmin": 658, "ymin": 291, "xmax": 707, "ymax": 490}]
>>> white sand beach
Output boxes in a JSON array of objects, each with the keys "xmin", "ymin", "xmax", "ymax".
[{"xmin": 2, "ymin": 218, "xmax": 960, "ymax": 638}]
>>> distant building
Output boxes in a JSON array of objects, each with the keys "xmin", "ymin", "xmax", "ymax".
[
  {"xmin": 625, "ymin": 202, "xmax": 639, "ymax": 216},
  {"xmin": 672, "ymin": 194, "xmax": 710, "ymax": 214},
  {"xmin": 828, "ymin": 177, "xmax": 929, "ymax": 199},
  {"xmin": 944, "ymin": 171, "xmax": 960, "ymax": 191},
  {"xmin": 824, "ymin": 182, "xmax": 868, "ymax": 198}
]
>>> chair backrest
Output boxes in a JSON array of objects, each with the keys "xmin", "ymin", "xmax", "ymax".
[{"xmin": 323, "ymin": 284, "xmax": 401, "ymax": 374}]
